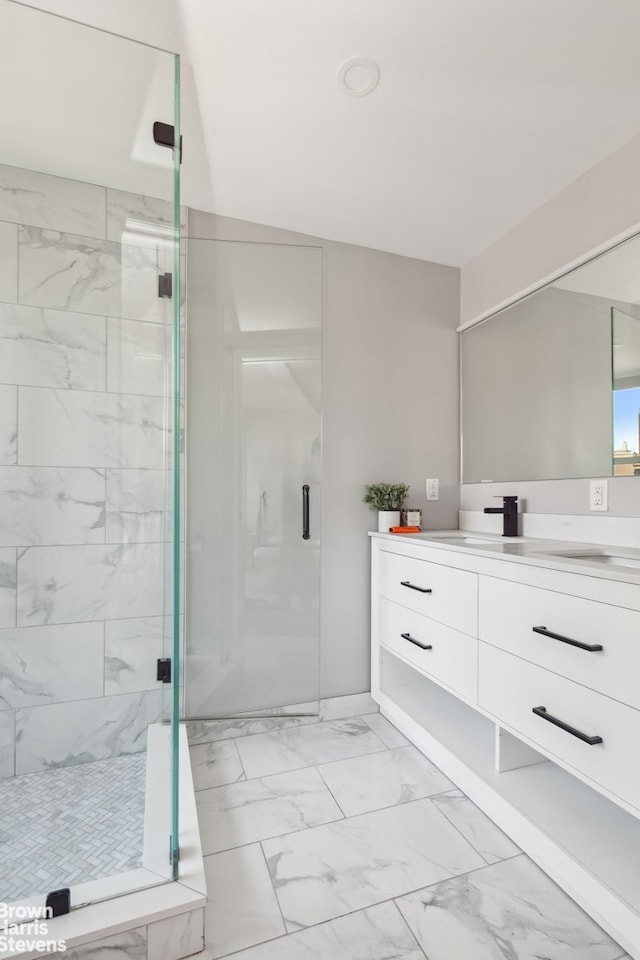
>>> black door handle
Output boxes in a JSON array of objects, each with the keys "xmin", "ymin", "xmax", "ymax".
[
  {"xmin": 401, "ymin": 632, "xmax": 432, "ymax": 651},
  {"xmin": 532, "ymin": 626, "xmax": 602, "ymax": 652},
  {"xmin": 302, "ymin": 484, "xmax": 310, "ymax": 540},
  {"xmin": 532, "ymin": 706, "xmax": 603, "ymax": 745}
]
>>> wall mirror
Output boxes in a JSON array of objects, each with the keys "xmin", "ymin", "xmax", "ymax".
[{"xmin": 461, "ymin": 232, "xmax": 640, "ymax": 483}]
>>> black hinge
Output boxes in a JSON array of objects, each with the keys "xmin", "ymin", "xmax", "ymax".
[
  {"xmin": 153, "ymin": 121, "xmax": 183, "ymax": 163},
  {"xmin": 158, "ymin": 272, "xmax": 173, "ymax": 299},
  {"xmin": 157, "ymin": 658, "xmax": 172, "ymax": 683}
]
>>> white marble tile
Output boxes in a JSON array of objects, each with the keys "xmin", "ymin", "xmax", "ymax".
[
  {"xmin": 105, "ymin": 468, "xmax": 165, "ymax": 542},
  {"xmin": 107, "ymin": 316, "xmax": 166, "ymax": 396},
  {"xmin": 106, "ymin": 188, "xmax": 181, "ymax": 244},
  {"xmin": 186, "ymin": 715, "xmax": 318, "ymax": 746},
  {"xmin": 18, "ymin": 227, "xmax": 161, "ymax": 322},
  {"xmin": 0, "ymin": 710, "xmax": 14, "ymax": 777},
  {"xmin": 15, "ymin": 689, "xmax": 162, "ymax": 774},
  {"xmin": 431, "ymin": 789, "xmax": 521, "ymax": 864},
  {"xmin": 17, "ymin": 542, "xmax": 163, "ymax": 626},
  {"xmin": 190, "ymin": 738, "xmax": 245, "ymax": 791},
  {"xmin": 236, "ymin": 718, "xmax": 387, "ymax": 780},
  {"xmin": 0, "ymin": 303, "xmax": 106, "ymax": 390},
  {"xmin": 104, "ymin": 616, "xmax": 164, "ymax": 695},
  {"xmin": 0, "ymin": 547, "xmax": 16, "ymax": 629},
  {"xmin": 0, "ymin": 164, "xmax": 106, "ymax": 238},
  {"xmin": 203, "ymin": 843, "xmax": 285, "ymax": 957},
  {"xmin": 0, "ymin": 466, "xmax": 105, "ymax": 546},
  {"xmin": 396, "ymin": 854, "xmax": 623, "ymax": 960},
  {"xmin": 62, "ymin": 927, "xmax": 147, "ymax": 959},
  {"xmin": 362, "ymin": 712, "xmax": 410, "ymax": 748},
  {"xmin": 0, "ymin": 220, "xmax": 17, "ymax": 303},
  {"xmin": 319, "ymin": 692, "xmax": 379, "ymax": 721},
  {"xmin": 264, "ymin": 796, "xmax": 485, "ymax": 929},
  {"xmin": 0, "ymin": 621, "xmax": 103, "ymax": 709},
  {"xmin": 148, "ymin": 907, "xmax": 204, "ymax": 960},
  {"xmin": 211, "ymin": 901, "xmax": 424, "ymax": 960},
  {"xmin": 0, "ymin": 385, "xmax": 17, "ymax": 465},
  {"xmin": 18, "ymin": 387, "xmax": 165, "ymax": 469},
  {"xmin": 197, "ymin": 766, "xmax": 343, "ymax": 855},
  {"xmin": 318, "ymin": 745, "xmax": 454, "ymax": 817}
]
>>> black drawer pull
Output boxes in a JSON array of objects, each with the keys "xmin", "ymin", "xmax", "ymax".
[
  {"xmin": 401, "ymin": 632, "xmax": 432, "ymax": 651},
  {"xmin": 400, "ymin": 580, "xmax": 432, "ymax": 594},
  {"xmin": 532, "ymin": 706, "xmax": 603, "ymax": 745},
  {"xmin": 532, "ymin": 625, "xmax": 603, "ymax": 652}
]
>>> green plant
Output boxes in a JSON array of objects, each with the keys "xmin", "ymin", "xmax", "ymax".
[{"xmin": 363, "ymin": 483, "xmax": 410, "ymax": 511}]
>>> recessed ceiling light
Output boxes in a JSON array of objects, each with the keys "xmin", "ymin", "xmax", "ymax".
[{"xmin": 337, "ymin": 57, "xmax": 380, "ymax": 98}]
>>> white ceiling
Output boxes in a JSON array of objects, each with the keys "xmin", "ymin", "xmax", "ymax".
[{"xmin": 179, "ymin": 0, "xmax": 640, "ymax": 266}]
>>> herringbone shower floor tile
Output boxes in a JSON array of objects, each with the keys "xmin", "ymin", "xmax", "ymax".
[{"xmin": 0, "ymin": 753, "xmax": 146, "ymax": 901}]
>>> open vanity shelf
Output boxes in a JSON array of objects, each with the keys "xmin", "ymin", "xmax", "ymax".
[{"xmin": 370, "ymin": 532, "xmax": 640, "ymax": 958}]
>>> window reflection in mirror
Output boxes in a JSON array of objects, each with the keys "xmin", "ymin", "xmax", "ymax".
[
  {"xmin": 461, "ymin": 232, "xmax": 640, "ymax": 483},
  {"xmin": 612, "ymin": 307, "xmax": 640, "ymax": 477}
]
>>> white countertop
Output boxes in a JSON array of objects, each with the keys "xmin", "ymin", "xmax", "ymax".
[{"xmin": 369, "ymin": 529, "xmax": 640, "ymax": 587}]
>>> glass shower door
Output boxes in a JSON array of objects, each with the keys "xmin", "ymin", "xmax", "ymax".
[{"xmin": 185, "ymin": 239, "xmax": 322, "ymax": 718}]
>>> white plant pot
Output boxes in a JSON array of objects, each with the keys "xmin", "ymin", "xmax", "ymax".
[{"xmin": 377, "ymin": 510, "xmax": 401, "ymax": 532}]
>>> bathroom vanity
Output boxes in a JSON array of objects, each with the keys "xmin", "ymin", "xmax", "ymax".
[{"xmin": 370, "ymin": 530, "xmax": 640, "ymax": 958}]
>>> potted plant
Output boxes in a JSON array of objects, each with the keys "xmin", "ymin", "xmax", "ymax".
[{"xmin": 363, "ymin": 483, "xmax": 410, "ymax": 532}]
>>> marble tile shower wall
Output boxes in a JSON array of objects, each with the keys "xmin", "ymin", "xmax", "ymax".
[{"xmin": 0, "ymin": 163, "xmax": 181, "ymax": 779}]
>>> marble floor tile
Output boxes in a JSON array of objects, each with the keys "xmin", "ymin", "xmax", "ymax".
[
  {"xmin": 0, "ymin": 547, "xmax": 16, "ymax": 628},
  {"xmin": 186, "ymin": 714, "xmax": 318, "ymax": 746},
  {"xmin": 0, "ymin": 164, "xmax": 106, "ymax": 238},
  {"xmin": 190, "ymin": 738, "xmax": 245, "ymax": 791},
  {"xmin": 431, "ymin": 789, "xmax": 521, "ymax": 864},
  {"xmin": 203, "ymin": 843, "xmax": 285, "ymax": 957},
  {"xmin": 0, "ymin": 303, "xmax": 106, "ymax": 391},
  {"xmin": 396, "ymin": 854, "xmax": 623, "ymax": 960},
  {"xmin": 317, "ymin": 744, "xmax": 454, "ymax": 817},
  {"xmin": 197, "ymin": 766, "xmax": 343, "ymax": 855},
  {"xmin": 0, "ymin": 385, "xmax": 17, "ymax": 466},
  {"xmin": 236, "ymin": 718, "xmax": 387, "ymax": 779},
  {"xmin": 362, "ymin": 711, "xmax": 410, "ymax": 748},
  {"xmin": 0, "ymin": 466, "xmax": 105, "ymax": 546},
  {"xmin": 318, "ymin": 693, "xmax": 379, "ymax": 721},
  {"xmin": 0, "ymin": 220, "xmax": 18, "ymax": 303},
  {"xmin": 263, "ymin": 796, "xmax": 485, "ymax": 929},
  {"xmin": 211, "ymin": 901, "xmax": 424, "ymax": 960}
]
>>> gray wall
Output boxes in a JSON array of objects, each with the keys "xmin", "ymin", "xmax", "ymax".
[
  {"xmin": 460, "ymin": 133, "xmax": 640, "ymax": 518},
  {"xmin": 186, "ymin": 210, "xmax": 460, "ymax": 699}
]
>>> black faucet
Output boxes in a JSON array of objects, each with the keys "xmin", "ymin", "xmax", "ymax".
[{"xmin": 484, "ymin": 495, "xmax": 519, "ymax": 537}]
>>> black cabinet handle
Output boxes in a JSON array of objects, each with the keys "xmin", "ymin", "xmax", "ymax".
[
  {"xmin": 532, "ymin": 625, "xmax": 603, "ymax": 652},
  {"xmin": 400, "ymin": 580, "xmax": 432, "ymax": 594},
  {"xmin": 401, "ymin": 632, "xmax": 432, "ymax": 651},
  {"xmin": 532, "ymin": 706, "xmax": 603, "ymax": 745},
  {"xmin": 302, "ymin": 484, "xmax": 310, "ymax": 540}
]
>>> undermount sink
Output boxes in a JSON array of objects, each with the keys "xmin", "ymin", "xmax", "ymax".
[{"xmin": 544, "ymin": 550, "xmax": 640, "ymax": 570}]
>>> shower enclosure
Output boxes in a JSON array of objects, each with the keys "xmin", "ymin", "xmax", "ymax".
[
  {"xmin": 185, "ymin": 234, "xmax": 322, "ymax": 718},
  {"xmin": 0, "ymin": 1, "xmax": 182, "ymax": 910}
]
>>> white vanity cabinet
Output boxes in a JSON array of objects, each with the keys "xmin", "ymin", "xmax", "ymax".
[{"xmin": 370, "ymin": 532, "xmax": 640, "ymax": 959}]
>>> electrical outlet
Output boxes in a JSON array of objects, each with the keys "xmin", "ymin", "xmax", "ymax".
[
  {"xmin": 426, "ymin": 478, "xmax": 439, "ymax": 501},
  {"xmin": 589, "ymin": 479, "xmax": 608, "ymax": 511}
]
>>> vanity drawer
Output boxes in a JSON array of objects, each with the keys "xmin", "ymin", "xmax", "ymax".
[
  {"xmin": 479, "ymin": 642, "xmax": 640, "ymax": 811},
  {"xmin": 379, "ymin": 549, "xmax": 477, "ymax": 636},
  {"xmin": 379, "ymin": 597, "xmax": 477, "ymax": 701},
  {"xmin": 478, "ymin": 576, "xmax": 640, "ymax": 709}
]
